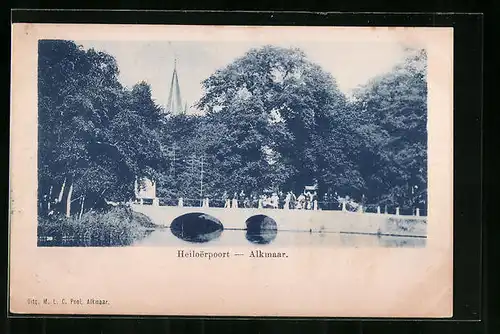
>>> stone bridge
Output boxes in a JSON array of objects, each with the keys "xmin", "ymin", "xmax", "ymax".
[{"xmin": 130, "ymin": 204, "xmax": 427, "ymax": 238}]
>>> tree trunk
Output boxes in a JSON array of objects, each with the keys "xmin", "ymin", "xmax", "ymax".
[
  {"xmin": 47, "ymin": 185, "xmax": 53, "ymax": 211},
  {"xmin": 79, "ymin": 194, "xmax": 86, "ymax": 220},
  {"xmin": 57, "ymin": 177, "xmax": 67, "ymax": 203},
  {"xmin": 66, "ymin": 181, "xmax": 73, "ymax": 218}
]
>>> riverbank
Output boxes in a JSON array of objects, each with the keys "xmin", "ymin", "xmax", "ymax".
[{"xmin": 38, "ymin": 206, "xmax": 156, "ymax": 247}]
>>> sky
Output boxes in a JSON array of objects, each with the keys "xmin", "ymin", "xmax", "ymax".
[{"xmin": 75, "ymin": 40, "xmax": 408, "ymax": 113}]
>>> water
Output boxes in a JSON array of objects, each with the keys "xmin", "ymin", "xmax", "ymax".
[
  {"xmin": 38, "ymin": 213, "xmax": 426, "ymax": 248},
  {"xmin": 38, "ymin": 229, "xmax": 426, "ymax": 247},
  {"xmin": 132, "ymin": 228, "xmax": 426, "ymax": 248}
]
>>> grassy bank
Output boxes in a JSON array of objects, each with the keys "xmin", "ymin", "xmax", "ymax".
[{"xmin": 38, "ymin": 206, "xmax": 156, "ymax": 247}]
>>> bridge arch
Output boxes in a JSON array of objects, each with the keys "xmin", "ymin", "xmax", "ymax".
[
  {"xmin": 170, "ymin": 212, "xmax": 223, "ymax": 243},
  {"xmin": 245, "ymin": 214, "xmax": 278, "ymax": 244}
]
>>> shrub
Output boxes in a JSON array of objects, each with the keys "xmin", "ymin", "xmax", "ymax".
[{"xmin": 37, "ymin": 206, "xmax": 155, "ymax": 247}]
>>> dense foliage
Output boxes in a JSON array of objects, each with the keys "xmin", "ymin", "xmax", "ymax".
[
  {"xmin": 38, "ymin": 40, "xmax": 165, "ymax": 217},
  {"xmin": 351, "ymin": 48, "xmax": 427, "ymax": 212},
  {"xmin": 38, "ymin": 41, "xmax": 427, "ymax": 217}
]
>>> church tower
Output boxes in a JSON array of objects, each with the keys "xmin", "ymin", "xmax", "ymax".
[{"xmin": 166, "ymin": 59, "xmax": 185, "ymax": 115}]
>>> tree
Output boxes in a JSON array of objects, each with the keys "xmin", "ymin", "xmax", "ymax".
[
  {"xmin": 155, "ymin": 114, "xmax": 203, "ymax": 200},
  {"xmin": 200, "ymin": 97, "xmax": 277, "ymax": 196},
  {"xmin": 352, "ymin": 48, "xmax": 428, "ymax": 211},
  {"xmin": 195, "ymin": 45, "xmax": 357, "ymax": 195},
  {"xmin": 38, "ymin": 40, "xmax": 164, "ymax": 217}
]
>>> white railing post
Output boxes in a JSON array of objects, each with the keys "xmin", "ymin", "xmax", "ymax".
[
  {"xmin": 258, "ymin": 199, "xmax": 263, "ymax": 209},
  {"xmin": 178, "ymin": 198, "xmax": 184, "ymax": 207},
  {"xmin": 140, "ymin": 198, "xmax": 144, "ymax": 205},
  {"xmin": 313, "ymin": 200, "xmax": 318, "ymax": 210},
  {"xmin": 341, "ymin": 202, "xmax": 346, "ymax": 212},
  {"xmin": 377, "ymin": 206, "xmax": 381, "ymax": 214},
  {"xmin": 416, "ymin": 208, "xmax": 420, "ymax": 216},
  {"xmin": 396, "ymin": 207, "xmax": 400, "ymax": 215},
  {"xmin": 153, "ymin": 198, "xmax": 159, "ymax": 207}
]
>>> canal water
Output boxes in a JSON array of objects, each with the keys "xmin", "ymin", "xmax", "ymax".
[
  {"xmin": 132, "ymin": 228, "xmax": 426, "ymax": 248},
  {"xmin": 37, "ymin": 228, "xmax": 426, "ymax": 247},
  {"xmin": 37, "ymin": 213, "xmax": 426, "ymax": 247}
]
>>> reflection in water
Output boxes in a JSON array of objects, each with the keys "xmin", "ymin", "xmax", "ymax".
[
  {"xmin": 378, "ymin": 235, "xmax": 426, "ymax": 248},
  {"xmin": 245, "ymin": 215, "xmax": 278, "ymax": 244},
  {"xmin": 246, "ymin": 230, "xmax": 278, "ymax": 244},
  {"xmin": 40, "ymin": 227, "xmax": 426, "ymax": 248},
  {"xmin": 38, "ymin": 229, "xmax": 154, "ymax": 247},
  {"xmin": 133, "ymin": 228, "xmax": 426, "ymax": 248},
  {"xmin": 170, "ymin": 212, "xmax": 223, "ymax": 243}
]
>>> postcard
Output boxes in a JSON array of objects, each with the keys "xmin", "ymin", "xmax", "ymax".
[{"xmin": 9, "ymin": 23, "xmax": 453, "ymax": 317}]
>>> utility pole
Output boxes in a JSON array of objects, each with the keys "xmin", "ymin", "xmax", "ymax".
[
  {"xmin": 168, "ymin": 145, "xmax": 178, "ymax": 179},
  {"xmin": 200, "ymin": 155, "xmax": 204, "ymax": 205}
]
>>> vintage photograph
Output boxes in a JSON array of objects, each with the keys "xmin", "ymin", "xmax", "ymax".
[
  {"xmin": 36, "ymin": 38, "xmax": 428, "ymax": 248},
  {"xmin": 10, "ymin": 24, "xmax": 453, "ymax": 317}
]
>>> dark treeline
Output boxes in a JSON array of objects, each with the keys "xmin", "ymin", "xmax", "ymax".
[{"xmin": 38, "ymin": 40, "xmax": 427, "ymax": 218}]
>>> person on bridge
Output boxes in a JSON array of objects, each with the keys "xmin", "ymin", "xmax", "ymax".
[
  {"xmin": 222, "ymin": 191, "xmax": 230, "ymax": 208},
  {"xmin": 243, "ymin": 196, "xmax": 251, "ymax": 208},
  {"xmin": 305, "ymin": 191, "xmax": 313, "ymax": 210},
  {"xmin": 296, "ymin": 193, "xmax": 305, "ymax": 210},
  {"xmin": 251, "ymin": 193, "xmax": 258, "ymax": 208},
  {"xmin": 323, "ymin": 192, "xmax": 329, "ymax": 210},
  {"xmin": 312, "ymin": 192, "xmax": 318, "ymax": 210},
  {"xmin": 261, "ymin": 194, "xmax": 271, "ymax": 208},
  {"xmin": 284, "ymin": 192, "xmax": 292, "ymax": 209},
  {"xmin": 232, "ymin": 192, "xmax": 239, "ymax": 208},
  {"xmin": 270, "ymin": 193, "xmax": 279, "ymax": 209},
  {"xmin": 337, "ymin": 194, "xmax": 346, "ymax": 210},
  {"xmin": 332, "ymin": 192, "xmax": 339, "ymax": 210}
]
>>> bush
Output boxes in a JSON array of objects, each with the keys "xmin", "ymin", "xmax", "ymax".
[{"xmin": 38, "ymin": 206, "xmax": 155, "ymax": 247}]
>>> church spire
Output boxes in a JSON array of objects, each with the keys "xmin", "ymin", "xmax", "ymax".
[{"xmin": 167, "ymin": 57, "xmax": 184, "ymax": 115}]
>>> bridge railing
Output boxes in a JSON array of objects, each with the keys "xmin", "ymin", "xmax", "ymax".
[{"xmin": 133, "ymin": 197, "xmax": 426, "ymax": 217}]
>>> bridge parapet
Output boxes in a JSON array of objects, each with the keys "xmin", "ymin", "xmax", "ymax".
[{"xmin": 133, "ymin": 196, "xmax": 426, "ymax": 216}]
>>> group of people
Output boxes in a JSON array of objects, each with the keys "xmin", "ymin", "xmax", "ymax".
[
  {"xmin": 220, "ymin": 190, "xmax": 321, "ymax": 210},
  {"xmin": 167, "ymin": 187, "xmax": 371, "ymax": 212},
  {"xmin": 168, "ymin": 189, "xmax": 367, "ymax": 212},
  {"xmin": 137, "ymin": 189, "xmax": 421, "ymax": 216}
]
